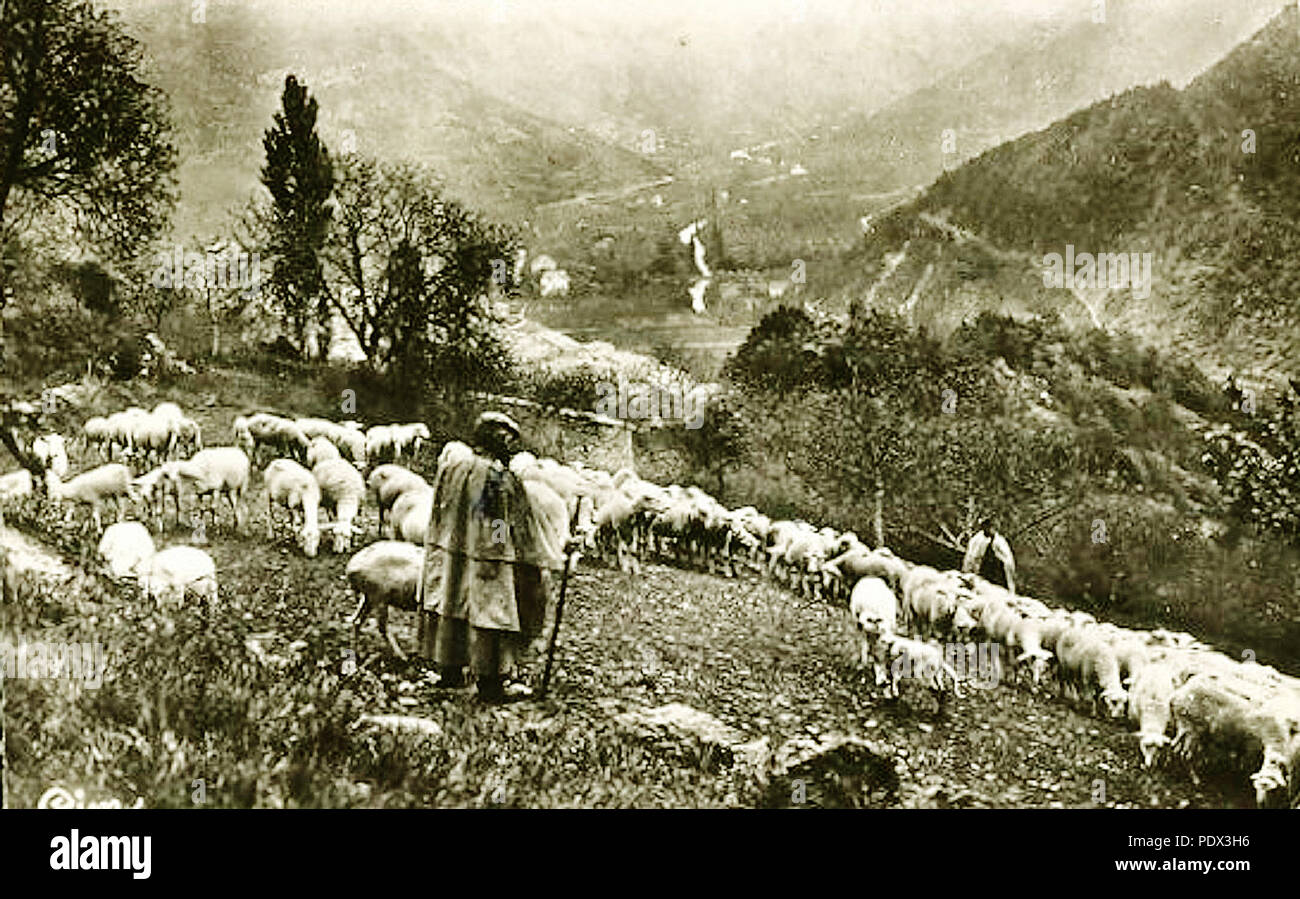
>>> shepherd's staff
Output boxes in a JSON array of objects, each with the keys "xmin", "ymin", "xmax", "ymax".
[{"xmin": 540, "ymin": 496, "xmax": 584, "ymax": 699}]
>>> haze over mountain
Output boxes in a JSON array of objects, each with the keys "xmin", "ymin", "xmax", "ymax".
[{"xmin": 106, "ymin": 0, "xmax": 1286, "ymax": 247}]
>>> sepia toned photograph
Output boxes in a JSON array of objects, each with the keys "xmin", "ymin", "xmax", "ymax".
[{"xmin": 1, "ymin": 0, "xmax": 1298, "ymax": 830}]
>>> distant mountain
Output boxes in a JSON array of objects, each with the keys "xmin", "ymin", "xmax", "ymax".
[
  {"xmin": 836, "ymin": 3, "xmax": 1300, "ymax": 381},
  {"xmin": 114, "ymin": 0, "xmax": 662, "ymax": 237}
]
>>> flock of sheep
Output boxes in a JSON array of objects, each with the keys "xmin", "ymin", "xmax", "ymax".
[
  {"xmin": 0, "ymin": 403, "xmax": 437, "ymax": 635},
  {"xmin": 3, "ymin": 402, "xmax": 1298, "ymax": 806},
  {"xmin": 560, "ymin": 465, "xmax": 1300, "ymax": 808}
]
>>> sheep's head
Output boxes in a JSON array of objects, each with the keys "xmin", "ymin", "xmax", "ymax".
[
  {"xmin": 1251, "ymin": 759, "xmax": 1288, "ymax": 807},
  {"xmin": 326, "ymin": 521, "xmax": 361, "ymax": 554},
  {"xmin": 1016, "ymin": 648, "xmax": 1053, "ymax": 684},
  {"xmin": 1101, "ymin": 685, "xmax": 1129, "ymax": 719},
  {"xmin": 300, "ymin": 523, "xmax": 320, "ymax": 558},
  {"xmin": 1138, "ymin": 732, "xmax": 1170, "ymax": 769},
  {"xmin": 952, "ymin": 606, "xmax": 978, "ymax": 640}
]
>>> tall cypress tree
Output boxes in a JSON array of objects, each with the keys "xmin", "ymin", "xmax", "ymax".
[{"xmin": 261, "ymin": 75, "xmax": 334, "ymax": 356}]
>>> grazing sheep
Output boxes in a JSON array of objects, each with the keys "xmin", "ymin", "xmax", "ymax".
[
  {"xmin": 387, "ymin": 485, "xmax": 433, "ymax": 543},
  {"xmin": 235, "ymin": 414, "xmax": 310, "ymax": 466},
  {"xmin": 44, "ymin": 463, "xmax": 133, "ymax": 531},
  {"xmin": 128, "ymin": 412, "xmax": 174, "ymax": 468},
  {"xmin": 368, "ymin": 464, "xmax": 430, "ymax": 536},
  {"xmin": 1059, "ymin": 629, "xmax": 1128, "ymax": 718},
  {"xmin": 265, "ymin": 459, "xmax": 322, "ymax": 557},
  {"xmin": 165, "ymin": 447, "xmax": 250, "ymax": 530},
  {"xmin": 140, "ymin": 545, "xmax": 218, "ymax": 607},
  {"xmin": 32, "ymin": 434, "xmax": 69, "ymax": 477},
  {"xmin": 97, "ymin": 521, "xmax": 156, "ymax": 580},
  {"xmin": 346, "ymin": 540, "xmax": 426, "ymax": 658},
  {"xmin": 1009, "ymin": 617, "xmax": 1054, "ymax": 686},
  {"xmin": 306, "ymin": 436, "xmax": 340, "ymax": 469},
  {"xmin": 172, "ymin": 416, "xmax": 203, "ymax": 456},
  {"xmin": 1128, "ymin": 661, "xmax": 1179, "ymax": 769},
  {"xmin": 129, "ymin": 466, "xmax": 180, "ymax": 529},
  {"xmin": 82, "ymin": 416, "xmax": 112, "ymax": 459},
  {"xmin": 848, "ymin": 576, "xmax": 899, "ymax": 688},
  {"xmin": 312, "ymin": 458, "xmax": 366, "ymax": 552},
  {"xmin": 879, "ymin": 633, "xmax": 964, "ymax": 706},
  {"xmin": 364, "ymin": 425, "xmax": 396, "ymax": 463},
  {"xmin": 1169, "ymin": 673, "xmax": 1298, "ymax": 805}
]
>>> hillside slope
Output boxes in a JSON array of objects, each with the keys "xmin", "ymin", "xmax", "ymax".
[{"xmin": 835, "ymin": 3, "xmax": 1300, "ymax": 383}]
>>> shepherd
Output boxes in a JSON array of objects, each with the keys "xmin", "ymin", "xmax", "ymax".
[
  {"xmin": 962, "ymin": 517, "xmax": 1016, "ymax": 594},
  {"xmin": 416, "ymin": 411, "xmax": 573, "ymax": 703}
]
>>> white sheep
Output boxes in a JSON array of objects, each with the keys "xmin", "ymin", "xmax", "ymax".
[
  {"xmin": 32, "ymin": 433, "xmax": 69, "ymax": 477},
  {"xmin": 165, "ymin": 447, "xmax": 250, "ymax": 530},
  {"xmin": 171, "ymin": 416, "xmax": 203, "ymax": 456},
  {"xmin": 848, "ymin": 576, "xmax": 899, "ymax": 688},
  {"xmin": 368, "ymin": 422, "xmax": 430, "ymax": 463},
  {"xmin": 346, "ymin": 540, "xmax": 426, "ymax": 658},
  {"xmin": 312, "ymin": 458, "xmax": 365, "ymax": 552},
  {"xmin": 129, "ymin": 412, "xmax": 174, "ymax": 467},
  {"xmin": 140, "ymin": 545, "xmax": 218, "ymax": 607},
  {"xmin": 367, "ymin": 464, "xmax": 429, "ymax": 536},
  {"xmin": 264, "ymin": 459, "xmax": 322, "ymax": 557},
  {"xmin": 234, "ymin": 413, "xmax": 309, "ymax": 466},
  {"xmin": 1128, "ymin": 661, "xmax": 1179, "ymax": 769},
  {"xmin": 81, "ymin": 416, "xmax": 112, "ymax": 459},
  {"xmin": 97, "ymin": 521, "xmax": 156, "ymax": 580},
  {"xmin": 44, "ymin": 463, "xmax": 133, "ymax": 531},
  {"xmin": 306, "ymin": 436, "xmax": 340, "ymax": 468},
  {"xmin": 879, "ymin": 633, "xmax": 964, "ymax": 705},
  {"xmin": 129, "ymin": 465, "xmax": 180, "ymax": 529},
  {"xmin": 387, "ymin": 485, "xmax": 433, "ymax": 543}
]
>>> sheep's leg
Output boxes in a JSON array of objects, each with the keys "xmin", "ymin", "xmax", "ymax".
[
  {"xmin": 350, "ymin": 594, "xmax": 370, "ymax": 649},
  {"xmin": 379, "ymin": 604, "xmax": 406, "ymax": 660}
]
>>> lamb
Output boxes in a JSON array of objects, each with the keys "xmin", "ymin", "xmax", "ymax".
[
  {"xmin": 234, "ymin": 414, "xmax": 309, "ymax": 466},
  {"xmin": 139, "ymin": 545, "xmax": 218, "ymax": 607},
  {"xmin": 171, "ymin": 416, "xmax": 203, "ymax": 456},
  {"xmin": 128, "ymin": 412, "xmax": 174, "ymax": 468},
  {"xmin": 1009, "ymin": 616, "xmax": 1054, "ymax": 686},
  {"xmin": 1058, "ymin": 629, "xmax": 1128, "ymax": 718},
  {"xmin": 129, "ymin": 465, "xmax": 180, "ymax": 529},
  {"xmin": 367, "ymin": 464, "xmax": 429, "ymax": 536},
  {"xmin": 32, "ymin": 433, "xmax": 69, "ymax": 477},
  {"xmin": 848, "ymin": 576, "xmax": 899, "ymax": 688},
  {"xmin": 97, "ymin": 521, "xmax": 156, "ymax": 580},
  {"xmin": 306, "ymin": 435, "xmax": 341, "ymax": 468},
  {"xmin": 346, "ymin": 540, "xmax": 426, "ymax": 658},
  {"xmin": 264, "ymin": 459, "xmax": 322, "ymax": 557},
  {"xmin": 44, "ymin": 463, "xmax": 133, "ymax": 531},
  {"xmin": 165, "ymin": 447, "xmax": 250, "ymax": 530},
  {"xmin": 1127, "ymin": 661, "xmax": 1179, "ymax": 768},
  {"xmin": 312, "ymin": 458, "xmax": 366, "ymax": 552},
  {"xmin": 105, "ymin": 409, "xmax": 148, "ymax": 458},
  {"xmin": 387, "ymin": 485, "xmax": 433, "ymax": 543},
  {"xmin": 879, "ymin": 633, "xmax": 964, "ymax": 705},
  {"xmin": 81, "ymin": 416, "xmax": 112, "ymax": 459}
]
